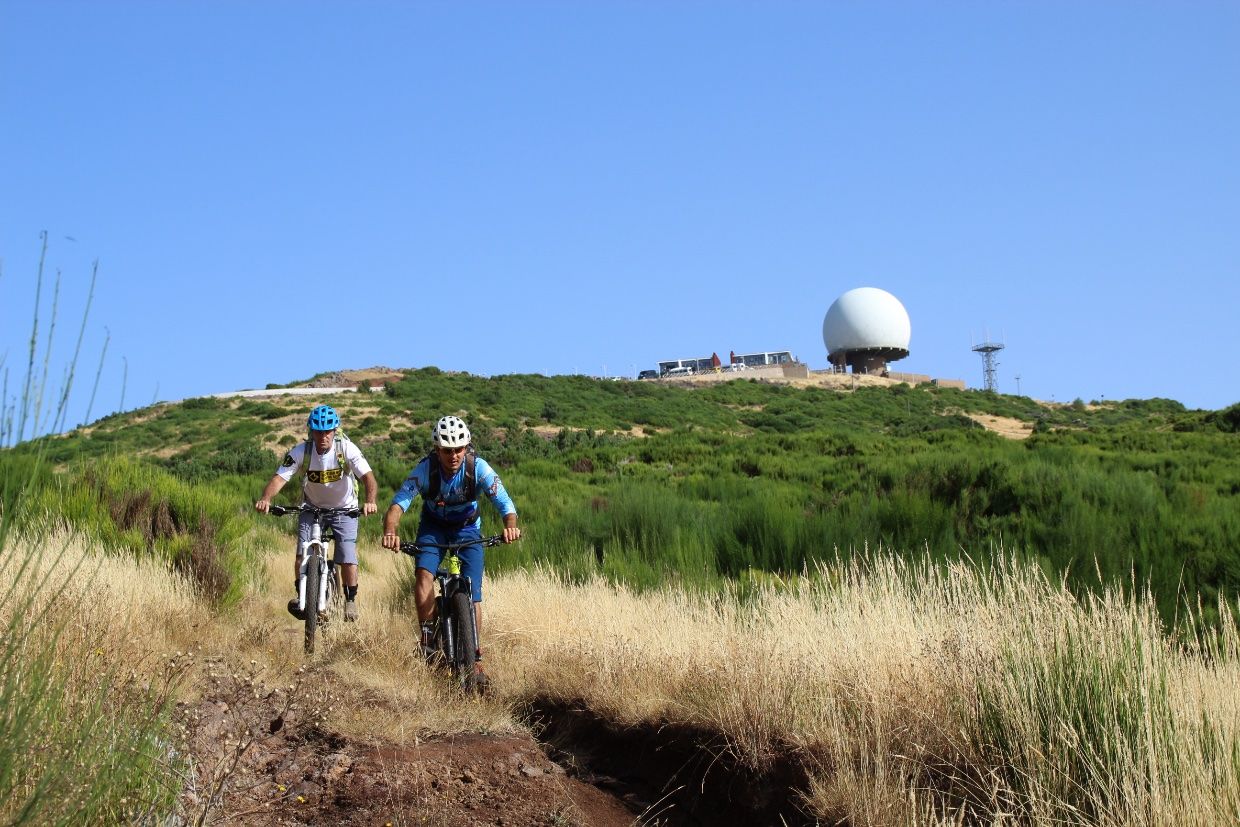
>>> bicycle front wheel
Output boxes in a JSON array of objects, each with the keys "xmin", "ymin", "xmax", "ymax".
[
  {"xmin": 304, "ymin": 557, "xmax": 321, "ymax": 655},
  {"xmin": 446, "ymin": 590, "xmax": 477, "ymax": 685}
]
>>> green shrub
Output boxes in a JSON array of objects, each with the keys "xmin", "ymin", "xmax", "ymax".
[
  {"xmin": 24, "ymin": 368, "xmax": 1240, "ymax": 629},
  {"xmin": 16, "ymin": 457, "xmax": 256, "ymax": 607}
]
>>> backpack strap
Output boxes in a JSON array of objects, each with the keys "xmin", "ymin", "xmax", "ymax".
[
  {"xmin": 334, "ymin": 434, "xmax": 349, "ymax": 477},
  {"xmin": 463, "ymin": 448, "xmax": 476, "ymax": 501},
  {"xmin": 302, "ymin": 435, "xmax": 351, "ymax": 485},
  {"xmin": 422, "ymin": 450, "xmax": 441, "ymax": 503}
]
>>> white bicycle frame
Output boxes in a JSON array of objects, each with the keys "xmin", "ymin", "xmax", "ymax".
[{"xmin": 294, "ymin": 522, "xmax": 334, "ymax": 615}]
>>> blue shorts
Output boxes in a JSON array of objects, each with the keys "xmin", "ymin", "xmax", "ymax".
[
  {"xmin": 414, "ymin": 523, "xmax": 484, "ymax": 603},
  {"xmin": 298, "ymin": 510, "xmax": 359, "ymax": 565}
]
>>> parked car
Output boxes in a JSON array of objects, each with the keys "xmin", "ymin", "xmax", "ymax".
[
  {"xmin": 664, "ymin": 365, "xmax": 695, "ymax": 376},
  {"xmin": 637, "ymin": 369, "xmax": 659, "ymax": 380},
  {"xmin": 722, "ymin": 362, "xmax": 748, "ymax": 372}
]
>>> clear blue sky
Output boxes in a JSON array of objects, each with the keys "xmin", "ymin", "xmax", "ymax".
[{"xmin": 3, "ymin": 1, "xmax": 1238, "ymax": 436}]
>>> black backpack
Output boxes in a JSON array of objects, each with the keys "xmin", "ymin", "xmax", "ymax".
[{"xmin": 423, "ymin": 446, "xmax": 477, "ymax": 507}]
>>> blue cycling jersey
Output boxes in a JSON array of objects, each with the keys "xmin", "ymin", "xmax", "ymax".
[{"xmin": 391, "ymin": 454, "xmax": 516, "ymax": 529}]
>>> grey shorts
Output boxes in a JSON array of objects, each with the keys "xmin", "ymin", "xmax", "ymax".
[{"xmin": 297, "ymin": 510, "xmax": 359, "ymax": 565}]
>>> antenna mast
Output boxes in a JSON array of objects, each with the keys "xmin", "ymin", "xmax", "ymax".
[{"xmin": 971, "ymin": 339, "xmax": 1005, "ymax": 393}]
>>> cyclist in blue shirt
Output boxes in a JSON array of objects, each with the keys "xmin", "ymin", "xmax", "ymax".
[{"xmin": 381, "ymin": 415, "xmax": 520, "ymax": 681}]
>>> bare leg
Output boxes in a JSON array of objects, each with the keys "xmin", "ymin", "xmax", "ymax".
[{"xmin": 415, "ymin": 568, "xmax": 435, "ymax": 623}]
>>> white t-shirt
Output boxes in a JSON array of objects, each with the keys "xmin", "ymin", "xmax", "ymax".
[{"xmin": 275, "ymin": 436, "xmax": 372, "ymax": 509}]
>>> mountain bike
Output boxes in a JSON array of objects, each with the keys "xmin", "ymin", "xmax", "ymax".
[
  {"xmin": 268, "ymin": 504, "xmax": 359, "ymax": 654},
  {"xmin": 399, "ymin": 535, "xmax": 506, "ymax": 691}
]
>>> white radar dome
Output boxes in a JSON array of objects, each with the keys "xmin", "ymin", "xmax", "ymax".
[{"xmin": 822, "ymin": 287, "xmax": 911, "ymax": 355}]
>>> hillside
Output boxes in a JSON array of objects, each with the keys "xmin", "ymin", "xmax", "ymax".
[
  {"xmin": 28, "ymin": 366, "xmax": 1240, "ymax": 625},
  {"xmin": 4, "ymin": 367, "xmax": 1240, "ymax": 825}
]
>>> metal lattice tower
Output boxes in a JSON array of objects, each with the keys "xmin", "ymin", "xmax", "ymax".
[{"xmin": 972, "ymin": 341, "xmax": 1005, "ymax": 393}]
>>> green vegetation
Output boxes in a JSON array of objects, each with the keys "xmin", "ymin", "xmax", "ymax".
[
  {"xmin": 14, "ymin": 457, "xmax": 262, "ymax": 606},
  {"xmin": 15, "ymin": 367, "xmax": 1240, "ymax": 628},
  {"xmin": 0, "ymin": 243, "xmax": 183, "ymax": 825}
]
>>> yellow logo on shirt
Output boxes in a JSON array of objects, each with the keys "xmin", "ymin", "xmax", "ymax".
[{"xmin": 307, "ymin": 468, "xmax": 344, "ymax": 484}]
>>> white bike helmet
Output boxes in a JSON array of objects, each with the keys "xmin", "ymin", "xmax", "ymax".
[{"xmin": 432, "ymin": 415, "xmax": 471, "ymax": 448}]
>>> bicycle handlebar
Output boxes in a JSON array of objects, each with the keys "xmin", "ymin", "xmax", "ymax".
[
  {"xmin": 267, "ymin": 504, "xmax": 361, "ymax": 519},
  {"xmin": 398, "ymin": 535, "xmax": 507, "ymax": 556}
]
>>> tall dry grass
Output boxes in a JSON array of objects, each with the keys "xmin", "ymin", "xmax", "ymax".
[
  {"xmin": 484, "ymin": 552, "xmax": 1240, "ymax": 826},
  {"xmin": 1, "ymin": 533, "xmax": 214, "ymax": 653},
  {"xmin": 10, "ymin": 524, "xmax": 1237, "ymax": 826},
  {"xmin": 0, "ymin": 528, "xmax": 518, "ymax": 823},
  {"xmin": 0, "ymin": 533, "xmax": 206, "ymax": 824},
  {"xmin": 8, "ymin": 522, "xmax": 521, "ymax": 744}
]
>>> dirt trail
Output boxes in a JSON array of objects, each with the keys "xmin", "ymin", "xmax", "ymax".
[{"xmin": 178, "ymin": 661, "xmax": 637, "ymax": 826}]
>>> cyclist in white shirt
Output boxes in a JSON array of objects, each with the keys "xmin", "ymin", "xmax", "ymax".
[{"xmin": 255, "ymin": 404, "xmax": 378, "ymax": 621}]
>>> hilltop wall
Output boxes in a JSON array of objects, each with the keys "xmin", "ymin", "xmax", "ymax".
[{"xmin": 666, "ymin": 365, "xmax": 966, "ymax": 392}]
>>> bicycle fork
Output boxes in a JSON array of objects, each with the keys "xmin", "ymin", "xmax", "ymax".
[{"xmin": 296, "ymin": 531, "xmax": 333, "ymax": 614}]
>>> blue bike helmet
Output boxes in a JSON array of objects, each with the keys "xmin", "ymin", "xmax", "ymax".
[{"xmin": 307, "ymin": 404, "xmax": 340, "ymax": 431}]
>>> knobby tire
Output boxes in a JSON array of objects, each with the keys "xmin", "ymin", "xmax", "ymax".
[
  {"xmin": 447, "ymin": 590, "xmax": 477, "ymax": 689},
  {"xmin": 304, "ymin": 555, "xmax": 321, "ymax": 655}
]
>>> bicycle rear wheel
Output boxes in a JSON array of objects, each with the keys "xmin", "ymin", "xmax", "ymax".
[
  {"xmin": 304, "ymin": 557, "xmax": 321, "ymax": 654},
  {"xmin": 446, "ymin": 590, "xmax": 477, "ymax": 687},
  {"xmin": 325, "ymin": 564, "xmax": 342, "ymax": 619}
]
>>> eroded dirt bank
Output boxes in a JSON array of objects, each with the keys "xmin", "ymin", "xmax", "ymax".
[{"xmin": 523, "ymin": 698, "xmax": 818, "ymax": 826}]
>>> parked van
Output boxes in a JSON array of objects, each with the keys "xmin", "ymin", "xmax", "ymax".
[{"xmin": 664, "ymin": 365, "xmax": 695, "ymax": 377}]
